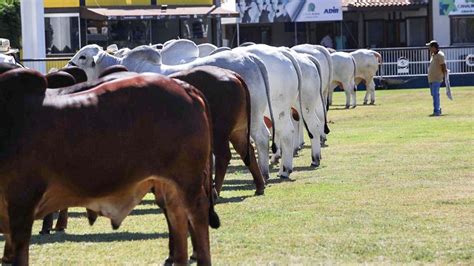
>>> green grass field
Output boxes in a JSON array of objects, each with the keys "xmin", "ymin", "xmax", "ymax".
[{"xmin": 3, "ymin": 87, "xmax": 473, "ymax": 264}]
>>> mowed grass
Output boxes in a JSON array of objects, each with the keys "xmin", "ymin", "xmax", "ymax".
[{"xmin": 2, "ymin": 87, "xmax": 473, "ymax": 264}]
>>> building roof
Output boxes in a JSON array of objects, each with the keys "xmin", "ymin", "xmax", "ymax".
[
  {"xmin": 80, "ymin": 5, "xmax": 238, "ymax": 20},
  {"xmin": 343, "ymin": 0, "xmax": 428, "ymax": 8}
]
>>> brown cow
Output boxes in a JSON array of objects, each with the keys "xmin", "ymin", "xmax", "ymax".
[
  {"xmin": 0, "ymin": 68, "xmax": 219, "ymax": 265},
  {"xmin": 170, "ymin": 66, "xmax": 266, "ymax": 196}
]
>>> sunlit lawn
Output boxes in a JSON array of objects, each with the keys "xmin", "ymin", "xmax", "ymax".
[{"xmin": 2, "ymin": 87, "xmax": 473, "ymax": 264}]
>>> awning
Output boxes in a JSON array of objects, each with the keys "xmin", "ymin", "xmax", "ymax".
[{"xmin": 80, "ymin": 6, "xmax": 238, "ymax": 20}]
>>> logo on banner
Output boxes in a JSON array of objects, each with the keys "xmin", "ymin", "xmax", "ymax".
[{"xmin": 397, "ymin": 57, "xmax": 410, "ymax": 74}]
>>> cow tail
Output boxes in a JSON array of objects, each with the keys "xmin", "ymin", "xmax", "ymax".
[
  {"xmin": 194, "ymin": 88, "xmax": 220, "ymax": 229},
  {"xmin": 315, "ymin": 45, "xmax": 333, "ymax": 106},
  {"xmin": 280, "ymin": 48, "xmax": 313, "ymax": 139},
  {"xmin": 236, "ymin": 74, "xmax": 252, "ymax": 166},
  {"xmin": 373, "ymin": 51, "xmax": 384, "ymax": 81},
  {"xmin": 350, "ymin": 55, "xmax": 357, "ymax": 91},
  {"xmin": 252, "ymin": 55, "xmax": 277, "ymax": 153},
  {"xmin": 307, "ymin": 55, "xmax": 330, "ymax": 135}
]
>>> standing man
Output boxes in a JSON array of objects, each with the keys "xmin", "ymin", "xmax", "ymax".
[
  {"xmin": 320, "ymin": 31, "xmax": 333, "ymax": 49},
  {"xmin": 426, "ymin": 40, "xmax": 447, "ymax": 116}
]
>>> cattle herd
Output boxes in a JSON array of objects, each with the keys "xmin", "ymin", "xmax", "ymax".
[{"xmin": 0, "ymin": 39, "xmax": 382, "ymax": 265}]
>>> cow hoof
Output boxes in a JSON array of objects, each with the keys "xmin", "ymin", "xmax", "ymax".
[
  {"xmin": 345, "ymin": 105, "xmax": 350, "ymax": 109},
  {"xmin": 263, "ymin": 174, "xmax": 270, "ymax": 181},
  {"xmin": 164, "ymin": 257, "xmax": 173, "ymax": 266},
  {"xmin": 311, "ymin": 161, "xmax": 320, "ymax": 168},
  {"xmin": 279, "ymin": 175, "xmax": 290, "ymax": 180},
  {"xmin": 39, "ymin": 230, "xmax": 51, "ymax": 235},
  {"xmin": 370, "ymin": 101, "xmax": 375, "ymax": 105},
  {"xmin": 351, "ymin": 105, "xmax": 357, "ymax": 109},
  {"xmin": 363, "ymin": 101, "xmax": 368, "ymax": 105},
  {"xmin": 255, "ymin": 189, "xmax": 265, "ymax": 196},
  {"xmin": 2, "ymin": 256, "xmax": 13, "ymax": 264}
]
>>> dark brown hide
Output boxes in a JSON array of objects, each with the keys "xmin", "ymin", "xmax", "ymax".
[
  {"xmin": 58, "ymin": 66, "xmax": 88, "ymax": 83},
  {"xmin": 0, "ymin": 69, "xmax": 217, "ymax": 265},
  {"xmin": 169, "ymin": 66, "xmax": 266, "ymax": 194},
  {"xmin": 45, "ymin": 71, "xmax": 76, "ymax": 88}
]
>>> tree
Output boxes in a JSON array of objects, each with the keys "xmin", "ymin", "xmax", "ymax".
[{"xmin": 0, "ymin": 0, "xmax": 21, "ymax": 48}]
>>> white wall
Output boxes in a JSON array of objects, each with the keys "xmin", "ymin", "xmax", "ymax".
[{"xmin": 432, "ymin": 0, "xmax": 451, "ymax": 45}]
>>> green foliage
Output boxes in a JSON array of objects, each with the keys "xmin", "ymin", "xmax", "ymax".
[{"xmin": 0, "ymin": 0, "xmax": 21, "ymax": 48}]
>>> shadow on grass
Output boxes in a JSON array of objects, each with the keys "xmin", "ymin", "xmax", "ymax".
[
  {"xmin": 20, "ymin": 231, "xmax": 169, "ymax": 244},
  {"xmin": 216, "ymin": 194, "xmax": 253, "ymax": 204}
]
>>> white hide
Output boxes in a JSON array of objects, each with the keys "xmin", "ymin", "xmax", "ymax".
[
  {"xmin": 0, "ymin": 53, "xmax": 16, "ymax": 64},
  {"xmin": 69, "ymin": 45, "xmax": 275, "ymax": 179},
  {"xmin": 161, "ymin": 39, "xmax": 199, "ymax": 65},
  {"xmin": 350, "ymin": 49, "xmax": 381, "ymax": 105},
  {"xmin": 330, "ymin": 52, "xmax": 357, "ymax": 108},
  {"xmin": 292, "ymin": 44, "xmax": 333, "ymax": 101},
  {"xmin": 197, "ymin": 43, "xmax": 218, "ymax": 57}
]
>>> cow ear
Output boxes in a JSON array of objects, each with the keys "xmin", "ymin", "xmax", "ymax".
[
  {"xmin": 92, "ymin": 52, "xmax": 105, "ymax": 67},
  {"xmin": 0, "ymin": 68, "xmax": 47, "ymax": 97}
]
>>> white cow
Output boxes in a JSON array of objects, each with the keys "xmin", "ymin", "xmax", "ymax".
[
  {"xmin": 197, "ymin": 43, "xmax": 218, "ymax": 57},
  {"xmin": 329, "ymin": 52, "xmax": 357, "ymax": 108},
  {"xmin": 350, "ymin": 49, "xmax": 382, "ymax": 105},
  {"xmin": 286, "ymin": 49, "xmax": 324, "ymax": 167},
  {"xmin": 235, "ymin": 44, "xmax": 301, "ymax": 178},
  {"xmin": 291, "ymin": 44, "xmax": 332, "ymax": 144},
  {"xmin": 160, "ymin": 42, "xmax": 304, "ymax": 177},
  {"xmin": 68, "ymin": 44, "xmax": 276, "ymax": 180}
]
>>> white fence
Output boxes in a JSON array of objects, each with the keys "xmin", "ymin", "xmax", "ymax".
[{"xmin": 368, "ymin": 46, "xmax": 474, "ymax": 78}]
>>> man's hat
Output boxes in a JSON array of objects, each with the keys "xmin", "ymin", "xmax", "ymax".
[
  {"xmin": 426, "ymin": 40, "xmax": 439, "ymax": 48},
  {"xmin": 0, "ymin": 38, "xmax": 19, "ymax": 55}
]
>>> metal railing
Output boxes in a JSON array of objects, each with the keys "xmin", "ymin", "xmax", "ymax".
[
  {"xmin": 20, "ymin": 57, "xmax": 71, "ymax": 74},
  {"xmin": 366, "ymin": 46, "xmax": 474, "ymax": 78}
]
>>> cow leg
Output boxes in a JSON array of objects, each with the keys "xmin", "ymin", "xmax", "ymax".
[
  {"xmin": 350, "ymin": 81, "xmax": 357, "ymax": 108},
  {"xmin": 276, "ymin": 114, "xmax": 295, "ymax": 179},
  {"xmin": 187, "ymin": 191, "xmax": 211, "ymax": 266},
  {"xmin": 2, "ymin": 233, "xmax": 14, "ymax": 263},
  {"xmin": 363, "ymin": 79, "xmax": 370, "ymax": 105},
  {"xmin": 163, "ymin": 193, "xmax": 188, "ymax": 266},
  {"xmin": 55, "ymin": 209, "xmax": 68, "ymax": 231},
  {"xmin": 328, "ymin": 83, "xmax": 337, "ymax": 106},
  {"xmin": 367, "ymin": 79, "xmax": 376, "ymax": 104},
  {"xmin": 342, "ymin": 84, "xmax": 351, "ymax": 109},
  {"xmin": 213, "ymin": 138, "xmax": 232, "ymax": 196},
  {"xmin": 8, "ymin": 203, "xmax": 36, "ymax": 266},
  {"xmin": 40, "ymin": 212, "xmax": 54, "ymax": 235},
  {"xmin": 230, "ymin": 129, "xmax": 265, "ymax": 195},
  {"xmin": 252, "ymin": 122, "xmax": 270, "ymax": 180}
]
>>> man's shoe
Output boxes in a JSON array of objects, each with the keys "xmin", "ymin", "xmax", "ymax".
[{"xmin": 429, "ymin": 113, "xmax": 441, "ymax": 117}]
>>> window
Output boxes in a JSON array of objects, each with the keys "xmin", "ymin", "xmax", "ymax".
[
  {"xmin": 451, "ymin": 16, "xmax": 474, "ymax": 44},
  {"xmin": 109, "ymin": 20, "xmax": 151, "ymax": 48},
  {"xmin": 366, "ymin": 20, "xmax": 384, "ymax": 48},
  {"xmin": 407, "ymin": 17, "xmax": 426, "ymax": 46},
  {"xmin": 45, "ymin": 14, "xmax": 80, "ymax": 55}
]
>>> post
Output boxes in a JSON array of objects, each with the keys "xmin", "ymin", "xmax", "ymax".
[
  {"xmin": 294, "ymin": 22, "xmax": 297, "ymax": 45},
  {"xmin": 237, "ymin": 23, "xmax": 240, "ymax": 46},
  {"xmin": 20, "ymin": 0, "xmax": 46, "ymax": 73},
  {"xmin": 214, "ymin": 0, "xmax": 222, "ymax": 46}
]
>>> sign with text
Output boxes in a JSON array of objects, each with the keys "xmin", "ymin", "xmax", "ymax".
[
  {"xmin": 236, "ymin": 0, "xmax": 342, "ymax": 24},
  {"xmin": 440, "ymin": 0, "xmax": 474, "ymax": 15}
]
